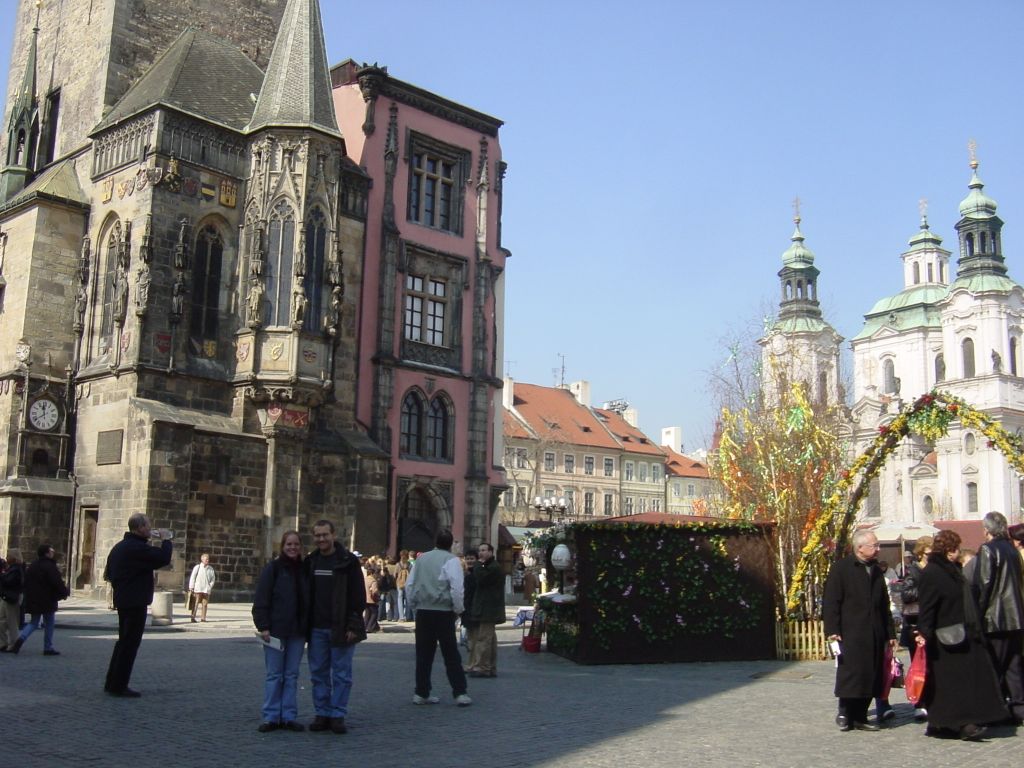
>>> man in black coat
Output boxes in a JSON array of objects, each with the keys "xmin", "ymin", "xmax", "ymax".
[
  {"xmin": 9, "ymin": 544, "xmax": 69, "ymax": 655},
  {"xmin": 823, "ymin": 530, "xmax": 895, "ymax": 731},
  {"xmin": 972, "ymin": 511, "xmax": 1024, "ymax": 721},
  {"xmin": 103, "ymin": 513, "xmax": 173, "ymax": 697}
]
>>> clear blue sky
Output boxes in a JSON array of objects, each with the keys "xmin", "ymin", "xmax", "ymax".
[{"xmin": 3, "ymin": 0, "xmax": 1024, "ymax": 452}]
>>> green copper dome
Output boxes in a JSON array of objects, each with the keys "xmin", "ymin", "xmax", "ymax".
[
  {"xmin": 959, "ymin": 166, "xmax": 998, "ymax": 219},
  {"xmin": 907, "ymin": 216, "xmax": 943, "ymax": 251},
  {"xmin": 781, "ymin": 220, "xmax": 815, "ymax": 267}
]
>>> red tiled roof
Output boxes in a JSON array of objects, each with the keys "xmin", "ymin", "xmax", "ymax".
[
  {"xmin": 933, "ymin": 520, "xmax": 987, "ymax": 553},
  {"xmin": 593, "ymin": 408, "xmax": 666, "ymax": 457},
  {"xmin": 503, "ymin": 408, "xmax": 534, "ymax": 440},
  {"xmin": 662, "ymin": 447, "xmax": 710, "ymax": 479},
  {"xmin": 510, "ymin": 383, "xmax": 621, "ymax": 450}
]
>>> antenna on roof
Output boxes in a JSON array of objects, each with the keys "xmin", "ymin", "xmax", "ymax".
[{"xmin": 557, "ymin": 353, "xmax": 566, "ymax": 387}]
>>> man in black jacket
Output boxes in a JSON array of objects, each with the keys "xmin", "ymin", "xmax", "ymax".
[
  {"xmin": 973, "ymin": 511, "xmax": 1024, "ymax": 721},
  {"xmin": 9, "ymin": 544, "xmax": 69, "ymax": 655},
  {"xmin": 823, "ymin": 530, "xmax": 896, "ymax": 731},
  {"xmin": 103, "ymin": 514, "xmax": 173, "ymax": 697}
]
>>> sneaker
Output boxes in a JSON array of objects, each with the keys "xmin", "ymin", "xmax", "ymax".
[
  {"xmin": 309, "ymin": 715, "xmax": 331, "ymax": 731},
  {"xmin": 455, "ymin": 694, "xmax": 473, "ymax": 707},
  {"xmin": 913, "ymin": 708, "xmax": 928, "ymax": 722},
  {"xmin": 412, "ymin": 694, "xmax": 440, "ymax": 705}
]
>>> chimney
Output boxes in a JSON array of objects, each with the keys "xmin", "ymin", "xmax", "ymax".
[
  {"xmin": 502, "ymin": 375, "xmax": 514, "ymax": 410},
  {"xmin": 568, "ymin": 380, "xmax": 590, "ymax": 406},
  {"xmin": 661, "ymin": 427, "xmax": 683, "ymax": 454},
  {"xmin": 622, "ymin": 406, "xmax": 639, "ymax": 428}
]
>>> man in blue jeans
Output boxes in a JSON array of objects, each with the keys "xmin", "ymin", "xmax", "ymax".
[{"xmin": 306, "ymin": 520, "xmax": 366, "ymax": 734}]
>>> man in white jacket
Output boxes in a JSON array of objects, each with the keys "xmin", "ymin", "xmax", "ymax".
[{"xmin": 188, "ymin": 554, "xmax": 215, "ymax": 623}]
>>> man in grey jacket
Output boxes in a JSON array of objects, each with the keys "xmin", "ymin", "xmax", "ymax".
[
  {"xmin": 973, "ymin": 511, "xmax": 1024, "ymax": 721},
  {"xmin": 406, "ymin": 530, "xmax": 471, "ymax": 707}
]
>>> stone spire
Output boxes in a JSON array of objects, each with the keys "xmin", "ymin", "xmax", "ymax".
[
  {"xmin": 1, "ymin": 0, "xmax": 43, "ymax": 200},
  {"xmin": 247, "ymin": 0, "xmax": 340, "ymax": 138}
]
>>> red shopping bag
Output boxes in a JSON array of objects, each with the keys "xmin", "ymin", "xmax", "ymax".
[
  {"xmin": 905, "ymin": 644, "xmax": 927, "ymax": 706},
  {"xmin": 880, "ymin": 644, "xmax": 895, "ymax": 699}
]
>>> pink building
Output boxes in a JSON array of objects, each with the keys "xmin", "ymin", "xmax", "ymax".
[{"xmin": 332, "ymin": 62, "xmax": 509, "ymax": 554}]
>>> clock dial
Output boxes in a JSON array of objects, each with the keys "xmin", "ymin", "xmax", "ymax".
[{"xmin": 29, "ymin": 399, "xmax": 59, "ymax": 431}]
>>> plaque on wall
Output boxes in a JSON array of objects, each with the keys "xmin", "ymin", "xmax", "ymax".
[{"xmin": 96, "ymin": 430, "xmax": 124, "ymax": 465}]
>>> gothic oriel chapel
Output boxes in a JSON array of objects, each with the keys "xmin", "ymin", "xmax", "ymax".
[{"xmin": 0, "ymin": 0, "xmax": 510, "ymax": 597}]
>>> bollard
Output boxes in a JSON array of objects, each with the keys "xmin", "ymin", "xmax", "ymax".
[{"xmin": 150, "ymin": 590, "xmax": 173, "ymax": 626}]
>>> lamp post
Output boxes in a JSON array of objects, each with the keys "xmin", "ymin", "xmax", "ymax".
[{"xmin": 533, "ymin": 495, "xmax": 569, "ymax": 524}]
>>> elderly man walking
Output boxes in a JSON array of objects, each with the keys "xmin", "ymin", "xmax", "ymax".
[
  {"xmin": 823, "ymin": 530, "xmax": 896, "ymax": 731},
  {"xmin": 972, "ymin": 511, "xmax": 1024, "ymax": 722},
  {"xmin": 407, "ymin": 530, "xmax": 471, "ymax": 707}
]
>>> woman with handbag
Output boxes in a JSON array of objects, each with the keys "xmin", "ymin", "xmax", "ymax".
[
  {"xmin": 916, "ymin": 529, "xmax": 1006, "ymax": 740},
  {"xmin": 251, "ymin": 531, "xmax": 309, "ymax": 733}
]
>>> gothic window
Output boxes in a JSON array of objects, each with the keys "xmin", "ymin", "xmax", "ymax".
[
  {"xmin": 303, "ymin": 209, "xmax": 327, "ymax": 332},
  {"xmin": 96, "ymin": 220, "xmax": 122, "ymax": 356},
  {"xmin": 966, "ymin": 481, "xmax": 979, "ymax": 514},
  {"xmin": 400, "ymin": 389, "xmax": 453, "ymax": 462},
  {"xmin": 962, "ymin": 338, "xmax": 976, "ymax": 378},
  {"xmin": 882, "ymin": 358, "xmax": 897, "ymax": 393},
  {"xmin": 42, "ymin": 88, "xmax": 61, "ymax": 165},
  {"xmin": 189, "ymin": 225, "xmax": 224, "ymax": 349},
  {"xmin": 424, "ymin": 395, "xmax": 451, "ymax": 460},
  {"xmin": 407, "ymin": 134, "xmax": 467, "ymax": 235},
  {"xmin": 403, "ymin": 274, "xmax": 447, "ymax": 346},
  {"xmin": 913, "ymin": 262, "xmax": 920, "ymax": 284},
  {"xmin": 264, "ymin": 201, "xmax": 295, "ymax": 326},
  {"xmin": 1010, "ymin": 337, "xmax": 1018, "ymax": 376},
  {"xmin": 399, "ymin": 391, "xmax": 425, "ymax": 456}
]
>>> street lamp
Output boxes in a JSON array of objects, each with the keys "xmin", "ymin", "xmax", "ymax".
[{"xmin": 534, "ymin": 495, "xmax": 569, "ymax": 523}]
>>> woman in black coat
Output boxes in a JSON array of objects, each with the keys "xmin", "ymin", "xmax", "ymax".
[
  {"xmin": 251, "ymin": 531, "xmax": 309, "ymax": 732},
  {"xmin": 916, "ymin": 529, "xmax": 1007, "ymax": 740}
]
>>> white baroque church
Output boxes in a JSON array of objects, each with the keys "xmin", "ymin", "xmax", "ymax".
[{"xmin": 762, "ymin": 155, "xmax": 1024, "ymax": 527}]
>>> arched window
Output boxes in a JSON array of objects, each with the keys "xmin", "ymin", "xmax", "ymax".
[
  {"xmin": 965, "ymin": 433, "xmax": 976, "ymax": 455},
  {"xmin": 966, "ymin": 481, "xmax": 979, "ymax": 514},
  {"xmin": 962, "ymin": 338, "xmax": 976, "ymax": 378},
  {"xmin": 400, "ymin": 391, "xmax": 425, "ymax": 456},
  {"xmin": 784, "ymin": 282, "xmax": 792, "ymax": 300},
  {"xmin": 1010, "ymin": 337, "xmax": 1018, "ymax": 376},
  {"xmin": 939, "ymin": 262, "xmax": 946, "ymax": 282},
  {"xmin": 883, "ymin": 358, "xmax": 897, "ymax": 393},
  {"xmin": 264, "ymin": 201, "xmax": 295, "ymax": 326},
  {"xmin": 425, "ymin": 396, "xmax": 451, "ymax": 460},
  {"xmin": 190, "ymin": 225, "xmax": 224, "ymax": 347},
  {"xmin": 980, "ymin": 232, "xmax": 988, "ymax": 252},
  {"xmin": 966, "ymin": 232, "xmax": 975, "ymax": 256},
  {"xmin": 97, "ymin": 221, "xmax": 122, "ymax": 356},
  {"xmin": 797, "ymin": 280, "xmax": 804, "ymax": 299},
  {"xmin": 922, "ymin": 495, "xmax": 933, "ymax": 518},
  {"xmin": 913, "ymin": 262, "xmax": 920, "ymax": 284},
  {"xmin": 934, "ymin": 353, "xmax": 946, "ymax": 382},
  {"xmin": 303, "ymin": 209, "xmax": 327, "ymax": 332}
]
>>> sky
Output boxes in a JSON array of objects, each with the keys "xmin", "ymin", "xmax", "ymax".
[{"xmin": 2, "ymin": 0, "xmax": 1024, "ymax": 452}]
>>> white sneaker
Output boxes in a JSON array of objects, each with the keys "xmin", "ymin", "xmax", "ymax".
[
  {"xmin": 455, "ymin": 694, "xmax": 472, "ymax": 707},
  {"xmin": 413, "ymin": 695, "xmax": 440, "ymax": 705}
]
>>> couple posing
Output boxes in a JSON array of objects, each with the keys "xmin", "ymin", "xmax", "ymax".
[{"xmin": 251, "ymin": 520, "xmax": 366, "ymax": 734}]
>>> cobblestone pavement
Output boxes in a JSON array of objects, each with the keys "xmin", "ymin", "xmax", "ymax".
[{"xmin": 1, "ymin": 599, "xmax": 1019, "ymax": 767}]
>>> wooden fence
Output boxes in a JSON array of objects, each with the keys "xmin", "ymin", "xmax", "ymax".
[{"xmin": 774, "ymin": 619, "xmax": 828, "ymax": 660}]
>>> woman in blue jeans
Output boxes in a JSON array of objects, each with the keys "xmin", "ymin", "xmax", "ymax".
[{"xmin": 252, "ymin": 531, "xmax": 309, "ymax": 732}]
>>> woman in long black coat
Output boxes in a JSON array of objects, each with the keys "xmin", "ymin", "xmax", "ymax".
[{"xmin": 916, "ymin": 529, "xmax": 1006, "ymax": 740}]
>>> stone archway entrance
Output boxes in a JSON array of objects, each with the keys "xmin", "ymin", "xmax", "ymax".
[
  {"xmin": 786, "ymin": 390, "xmax": 1024, "ymax": 616},
  {"xmin": 396, "ymin": 478, "xmax": 453, "ymax": 553}
]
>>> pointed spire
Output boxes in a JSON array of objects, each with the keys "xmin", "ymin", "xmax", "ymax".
[
  {"xmin": 781, "ymin": 195, "xmax": 816, "ymax": 267},
  {"xmin": 248, "ymin": 0, "xmax": 340, "ymax": 137},
  {"xmin": 959, "ymin": 139, "xmax": 998, "ymax": 219}
]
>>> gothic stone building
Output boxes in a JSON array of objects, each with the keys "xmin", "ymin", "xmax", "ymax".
[{"xmin": 0, "ymin": 0, "xmax": 419, "ymax": 598}]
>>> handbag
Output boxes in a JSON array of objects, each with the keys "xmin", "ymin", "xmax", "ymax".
[
  {"xmin": 905, "ymin": 645, "xmax": 927, "ymax": 705},
  {"xmin": 890, "ymin": 657, "xmax": 905, "ymax": 689},
  {"xmin": 186, "ymin": 590, "xmax": 196, "ymax": 612},
  {"xmin": 935, "ymin": 623, "xmax": 966, "ymax": 647}
]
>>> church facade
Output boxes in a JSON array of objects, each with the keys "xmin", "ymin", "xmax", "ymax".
[{"xmin": 0, "ymin": 0, "xmax": 508, "ymax": 598}]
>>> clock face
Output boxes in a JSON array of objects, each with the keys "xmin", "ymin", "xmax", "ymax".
[{"xmin": 29, "ymin": 399, "xmax": 60, "ymax": 431}]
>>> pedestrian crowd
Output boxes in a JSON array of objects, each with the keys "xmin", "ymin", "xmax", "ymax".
[{"xmin": 825, "ymin": 511, "xmax": 1024, "ymax": 741}]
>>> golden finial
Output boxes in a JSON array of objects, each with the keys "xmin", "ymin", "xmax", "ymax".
[
  {"xmin": 792, "ymin": 195, "xmax": 802, "ymax": 226},
  {"xmin": 968, "ymin": 138, "xmax": 978, "ymax": 170}
]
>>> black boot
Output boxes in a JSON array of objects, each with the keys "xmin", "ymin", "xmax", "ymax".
[{"xmin": 10, "ymin": 638, "xmax": 24, "ymax": 654}]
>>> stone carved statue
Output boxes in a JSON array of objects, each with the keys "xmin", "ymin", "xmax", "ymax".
[
  {"xmin": 292, "ymin": 285, "xmax": 307, "ymax": 326},
  {"xmin": 74, "ymin": 285, "xmax": 88, "ymax": 328},
  {"xmin": 113, "ymin": 269, "xmax": 129, "ymax": 324},
  {"xmin": 993, "ymin": 350, "xmax": 1002, "ymax": 373},
  {"xmin": 171, "ymin": 275, "xmax": 185, "ymax": 319},
  {"xmin": 136, "ymin": 264, "xmax": 151, "ymax": 313},
  {"xmin": 247, "ymin": 281, "xmax": 264, "ymax": 325}
]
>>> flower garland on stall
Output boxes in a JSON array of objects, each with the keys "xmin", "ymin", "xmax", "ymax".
[{"xmin": 785, "ymin": 391, "xmax": 1024, "ymax": 617}]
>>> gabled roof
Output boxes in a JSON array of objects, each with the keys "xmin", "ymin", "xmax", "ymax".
[
  {"xmin": 594, "ymin": 408, "xmax": 666, "ymax": 457},
  {"xmin": 662, "ymin": 448, "xmax": 710, "ymax": 479},
  {"xmin": 510, "ymin": 383, "xmax": 620, "ymax": 450},
  {"xmin": 0, "ymin": 155, "xmax": 89, "ymax": 214},
  {"xmin": 248, "ymin": 0, "xmax": 339, "ymax": 137},
  {"xmin": 503, "ymin": 408, "xmax": 534, "ymax": 440},
  {"xmin": 92, "ymin": 28, "xmax": 265, "ymax": 133}
]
